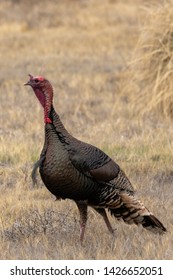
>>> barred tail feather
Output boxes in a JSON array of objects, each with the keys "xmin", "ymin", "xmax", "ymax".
[
  {"xmin": 109, "ymin": 192, "xmax": 167, "ymax": 234},
  {"xmin": 141, "ymin": 214, "xmax": 167, "ymax": 233}
]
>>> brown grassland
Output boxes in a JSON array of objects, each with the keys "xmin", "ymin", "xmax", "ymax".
[{"xmin": 0, "ymin": 0, "xmax": 173, "ymax": 259}]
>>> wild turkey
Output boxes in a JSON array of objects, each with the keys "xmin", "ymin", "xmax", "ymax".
[{"xmin": 25, "ymin": 74, "xmax": 166, "ymax": 242}]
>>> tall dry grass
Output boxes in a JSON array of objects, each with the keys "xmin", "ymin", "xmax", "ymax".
[{"xmin": 122, "ymin": 1, "xmax": 173, "ymax": 119}]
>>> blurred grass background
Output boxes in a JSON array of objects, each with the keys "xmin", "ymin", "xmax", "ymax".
[{"xmin": 0, "ymin": 0, "xmax": 172, "ymax": 259}]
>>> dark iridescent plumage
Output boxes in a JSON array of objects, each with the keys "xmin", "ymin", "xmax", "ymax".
[{"xmin": 25, "ymin": 75, "xmax": 166, "ymax": 242}]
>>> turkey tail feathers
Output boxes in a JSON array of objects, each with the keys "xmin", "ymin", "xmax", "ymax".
[
  {"xmin": 141, "ymin": 214, "xmax": 167, "ymax": 234},
  {"xmin": 109, "ymin": 192, "xmax": 166, "ymax": 234}
]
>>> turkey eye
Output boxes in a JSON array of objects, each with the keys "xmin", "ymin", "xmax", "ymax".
[{"xmin": 35, "ymin": 78, "xmax": 39, "ymax": 83}]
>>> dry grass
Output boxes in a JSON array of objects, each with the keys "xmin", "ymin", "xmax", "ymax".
[
  {"xmin": 122, "ymin": 1, "xmax": 173, "ymax": 118},
  {"xmin": 0, "ymin": 0, "xmax": 173, "ymax": 260}
]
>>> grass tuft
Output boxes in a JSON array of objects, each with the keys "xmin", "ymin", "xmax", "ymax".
[{"xmin": 122, "ymin": 2, "xmax": 173, "ymax": 119}]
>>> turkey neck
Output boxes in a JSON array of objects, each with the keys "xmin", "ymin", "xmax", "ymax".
[
  {"xmin": 40, "ymin": 105, "xmax": 70, "ymax": 164},
  {"xmin": 40, "ymin": 105, "xmax": 70, "ymax": 166},
  {"xmin": 49, "ymin": 106, "xmax": 70, "ymax": 137}
]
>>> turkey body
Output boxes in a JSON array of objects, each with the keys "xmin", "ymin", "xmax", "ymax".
[
  {"xmin": 40, "ymin": 122, "xmax": 117, "ymax": 205},
  {"xmin": 39, "ymin": 108, "xmax": 132, "ymax": 207},
  {"xmin": 40, "ymin": 123, "xmax": 98, "ymax": 201}
]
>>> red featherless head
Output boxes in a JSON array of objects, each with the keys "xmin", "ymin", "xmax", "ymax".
[
  {"xmin": 25, "ymin": 74, "xmax": 53, "ymax": 124},
  {"xmin": 25, "ymin": 74, "xmax": 50, "ymax": 91}
]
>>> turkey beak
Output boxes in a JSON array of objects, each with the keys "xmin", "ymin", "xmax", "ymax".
[
  {"xmin": 24, "ymin": 80, "xmax": 31, "ymax": 86},
  {"xmin": 24, "ymin": 74, "xmax": 34, "ymax": 86}
]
